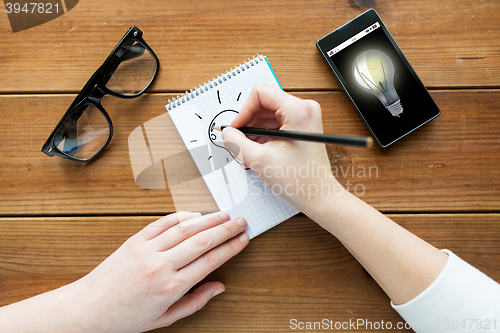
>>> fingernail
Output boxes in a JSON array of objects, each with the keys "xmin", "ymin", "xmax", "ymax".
[
  {"xmin": 239, "ymin": 233, "xmax": 249, "ymax": 242},
  {"xmin": 221, "ymin": 128, "xmax": 229, "ymax": 140},
  {"xmin": 193, "ymin": 212, "xmax": 202, "ymax": 217},
  {"xmin": 237, "ymin": 217, "xmax": 246, "ymax": 227},
  {"xmin": 220, "ymin": 212, "xmax": 229, "ymax": 220},
  {"xmin": 213, "ymin": 289, "xmax": 225, "ymax": 297}
]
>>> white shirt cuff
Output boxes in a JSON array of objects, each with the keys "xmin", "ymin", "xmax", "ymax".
[{"xmin": 391, "ymin": 249, "xmax": 500, "ymax": 332}]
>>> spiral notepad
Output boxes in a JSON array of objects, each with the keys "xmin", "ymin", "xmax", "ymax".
[{"xmin": 166, "ymin": 55, "xmax": 298, "ymax": 239}]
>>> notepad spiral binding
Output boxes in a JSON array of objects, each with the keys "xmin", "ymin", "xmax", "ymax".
[{"xmin": 166, "ymin": 54, "xmax": 265, "ymax": 111}]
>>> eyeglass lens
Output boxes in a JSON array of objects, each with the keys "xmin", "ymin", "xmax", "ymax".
[
  {"xmin": 54, "ymin": 104, "xmax": 111, "ymax": 160},
  {"xmin": 105, "ymin": 41, "xmax": 157, "ymax": 96},
  {"xmin": 53, "ymin": 38, "xmax": 157, "ymax": 160}
]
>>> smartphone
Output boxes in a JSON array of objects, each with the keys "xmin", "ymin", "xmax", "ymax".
[{"xmin": 317, "ymin": 9, "xmax": 440, "ymax": 147}]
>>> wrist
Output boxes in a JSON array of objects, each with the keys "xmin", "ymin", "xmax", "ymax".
[
  {"xmin": 71, "ymin": 274, "xmax": 109, "ymax": 333},
  {"xmin": 54, "ymin": 278, "xmax": 99, "ymax": 332},
  {"xmin": 301, "ymin": 183, "xmax": 361, "ymax": 234}
]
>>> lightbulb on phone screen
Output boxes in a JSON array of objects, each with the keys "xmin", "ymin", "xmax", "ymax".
[{"xmin": 352, "ymin": 49, "xmax": 403, "ymax": 117}]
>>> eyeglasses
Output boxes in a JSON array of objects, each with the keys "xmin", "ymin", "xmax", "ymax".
[{"xmin": 42, "ymin": 26, "xmax": 159, "ymax": 162}]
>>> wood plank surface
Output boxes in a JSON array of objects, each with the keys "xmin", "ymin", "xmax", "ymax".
[
  {"xmin": 0, "ymin": 0, "xmax": 499, "ymax": 93},
  {"xmin": 1, "ymin": 0, "xmax": 499, "ymax": 330},
  {"xmin": 0, "ymin": 214, "xmax": 498, "ymax": 332},
  {"xmin": 0, "ymin": 90, "xmax": 499, "ymax": 216}
]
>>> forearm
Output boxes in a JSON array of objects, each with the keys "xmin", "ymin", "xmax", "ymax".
[
  {"xmin": 0, "ymin": 279, "xmax": 94, "ymax": 333},
  {"xmin": 305, "ymin": 187, "xmax": 448, "ymax": 305}
]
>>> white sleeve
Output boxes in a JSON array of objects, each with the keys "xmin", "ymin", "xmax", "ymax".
[{"xmin": 391, "ymin": 250, "xmax": 500, "ymax": 333}]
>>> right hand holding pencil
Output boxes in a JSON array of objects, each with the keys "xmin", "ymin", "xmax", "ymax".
[{"xmin": 222, "ymin": 83, "xmax": 342, "ymax": 213}]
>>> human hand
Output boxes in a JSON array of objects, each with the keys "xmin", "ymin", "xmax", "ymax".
[
  {"xmin": 222, "ymin": 83, "xmax": 341, "ymax": 213},
  {"xmin": 77, "ymin": 211, "xmax": 248, "ymax": 333}
]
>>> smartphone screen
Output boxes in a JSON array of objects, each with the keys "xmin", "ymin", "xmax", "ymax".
[{"xmin": 317, "ymin": 9, "xmax": 440, "ymax": 147}]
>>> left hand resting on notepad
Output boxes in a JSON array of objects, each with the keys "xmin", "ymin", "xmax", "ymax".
[{"xmin": 222, "ymin": 82, "xmax": 340, "ymax": 213}]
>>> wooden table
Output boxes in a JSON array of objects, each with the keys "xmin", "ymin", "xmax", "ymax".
[{"xmin": 1, "ymin": 0, "xmax": 499, "ymax": 331}]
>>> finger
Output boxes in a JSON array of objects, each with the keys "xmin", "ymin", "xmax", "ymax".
[
  {"xmin": 222, "ymin": 127, "xmax": 264, "ymax": 165},
  {"xmin": 151, "ymin": 211, "xmax": 231, "ymax": 252},
  {"xmin": 138, "ymin": 212, "xmax": 202, "ymax": 241},
  {"xmin": 231, "ymin": 82, "xmax": 299, "ymax": 128},
  {"xmin": 153, "ymin": 281, "xmax": 225, "ymax": 328},
  {"xmin": 166, "ymin": 217, "xmax": 248, "ymax": 269},
  {"xmin": 254, "ymin": 136, "xmax": 272, "ymax": 144},
  {"xmin": 251, "ymin": 116, "xmax": 281, "ymax": 130},
  {"xmin": 177, "ymin": 231, "xmax": 249, "ymax": 287},
  {"xmin": 245, "ymin": 108, "xmax": 281, "ymax": 128}
]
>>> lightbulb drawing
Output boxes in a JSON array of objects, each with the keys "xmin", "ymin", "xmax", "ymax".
[
  {"xmin": 181, "ymin": 90, "xmax": 248, "ymax": 211},
  {"xmin": 208, "ymin": 109, "xmax": 241, "ymax": 169},
  {"xmin": 352, "ymin": 49, "xmax": 403, "ymax": 117}
]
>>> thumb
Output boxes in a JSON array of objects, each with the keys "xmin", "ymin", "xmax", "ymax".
[
  {"xmin": 153, "ymin": 282, "xmax": 225, "ymax": 328},
  {"xmin": 222, "ymin": 127, "xmax": 263, "ymax": 165}
]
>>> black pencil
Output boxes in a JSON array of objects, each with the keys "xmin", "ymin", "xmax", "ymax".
[{"xmin": 214, "ymin": 125, "xmax": 373, "ymax": 148}]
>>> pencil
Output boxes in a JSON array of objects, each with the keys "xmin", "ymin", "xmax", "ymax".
[{"xmin": 214, "ymin": 125, "xmax": 374, "ymax": 148}]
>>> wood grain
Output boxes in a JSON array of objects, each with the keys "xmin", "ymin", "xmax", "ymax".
[
  {"xmin": 0, "ymin": 214, "xmax": 498, "ymax": 332},
  {"xmin": 0, "ymin": 90, "xmax": 499, "ymax": 216},
  {"xmin": 0, "ymin": 0, "xmax": 499, "ymax": 330},
  {"xmin": 0, "ymin": 0, "xmax": 499, "ymax": 93}
]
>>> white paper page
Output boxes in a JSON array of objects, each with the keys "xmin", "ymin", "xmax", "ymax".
[{"xmin": 167, "ymin": 56, "xmax": 298, "ymax": 238}]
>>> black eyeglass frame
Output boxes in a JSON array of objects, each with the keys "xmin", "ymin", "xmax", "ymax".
[{"xmin": 41, "ymin": 26, "xmax": 159, "ymax": 162}]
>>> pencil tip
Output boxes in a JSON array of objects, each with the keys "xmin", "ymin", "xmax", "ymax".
[
  {"xmin": 366, "ymin": 137, "xmax": 374, "ymax": 148},
  {"xmin": 214, "ymin": 125, "xmax": 222, "ymax": 132}
]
